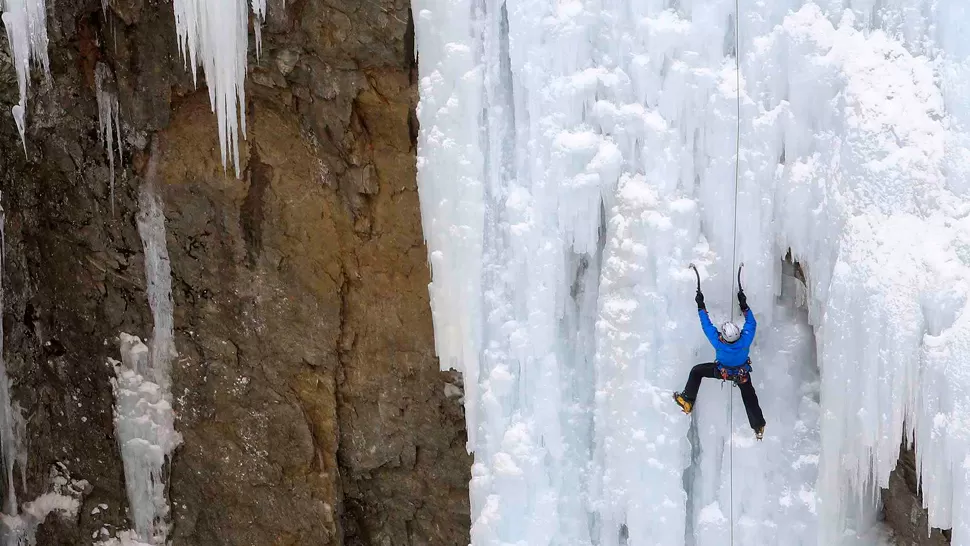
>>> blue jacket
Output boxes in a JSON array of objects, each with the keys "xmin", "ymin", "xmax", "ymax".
[{"xmin": 699, "ymin": 308, "xmax": 756, "ymax": 367}]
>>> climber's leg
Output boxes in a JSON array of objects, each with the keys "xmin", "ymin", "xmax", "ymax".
[
  {"xmin": 738, "ymin": 378, "xmax": 767, "ymax": 432},
  {"xmin": 673, "ymin": 362, "xmax": 719, "ymax": 413}
]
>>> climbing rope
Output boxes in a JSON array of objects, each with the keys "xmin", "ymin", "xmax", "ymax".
[
  {"xmin": 728, "ymin": 1, "xmax": 742, "ymax": 545},
  {"xmin": 729, "ymin": 0, "xmax": 742, "ymax": 319},
  {"xmin": 729, "ymin": 390, "xmax": 734, "ymax": 546}
]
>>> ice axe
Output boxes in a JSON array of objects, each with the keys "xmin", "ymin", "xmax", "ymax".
[{"xmin": 688, "ymin": 263, "xmax": 701, "ymax": 293}]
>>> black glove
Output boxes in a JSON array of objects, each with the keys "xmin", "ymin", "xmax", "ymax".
[
  {"xmin": 695, "ymin": 291, "xmax": 706, "ymax": 310},
  {"xmin": 738, "ymin": 290, "xmax": 748, "ymax": 312}
]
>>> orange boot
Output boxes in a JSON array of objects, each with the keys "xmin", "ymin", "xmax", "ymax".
[{"xmin": 672, "ymin": 392, "xmax": 693, "ymax": 414}]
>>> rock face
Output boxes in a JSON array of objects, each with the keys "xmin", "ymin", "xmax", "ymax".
[
  {"xmin": 0, "ymin": 1, "xmax": 470, "ymax": 545},
  {"xmin": 882, "ymin": 445, "xmax": 951, "ymax": 545}
]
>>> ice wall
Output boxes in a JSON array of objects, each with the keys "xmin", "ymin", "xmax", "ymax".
[{"xmin": 415, "ymin": 0, "xmax": 970, "ymax": 544}]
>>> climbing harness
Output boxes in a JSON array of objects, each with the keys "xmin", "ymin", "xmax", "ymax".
[{"xmin": 717, "ymin": 360, "xmax": 752, "ymax": 384}]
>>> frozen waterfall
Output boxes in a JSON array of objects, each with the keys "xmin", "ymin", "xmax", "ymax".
[{"xmin": 414, "ymin": 0, "xmax": 970, "ymax": 544}]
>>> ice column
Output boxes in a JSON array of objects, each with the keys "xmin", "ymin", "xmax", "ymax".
[
  {"xmin": 172, "ymin": 0, "xmax": 267, "ymax": 177},
  {"xmin": 110, "ymin": 176, "xmax": 181, "ymax": 544}
]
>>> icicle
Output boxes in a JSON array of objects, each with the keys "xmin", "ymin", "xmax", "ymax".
[
  {"xmin": 171, "ymin": 0, "xmax": 267, "ymax": 177},
  {"xmin": 251, "ymin": 0, "xmax": 266, "ymax": 60},
  {"xmin": 95, "ymin": 63, "xmax": 123, "ymax": 215},
  {"xmin": 0, "ymin": 0, "xmax": 50, "ymax": 152}
]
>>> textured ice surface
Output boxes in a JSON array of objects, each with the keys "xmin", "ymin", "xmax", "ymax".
[{"xmin": 415, "ymin": 0, "xmax": 970, "ymax": 544}]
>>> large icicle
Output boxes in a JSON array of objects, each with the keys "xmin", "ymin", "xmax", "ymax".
[
  {"xmin": 1, "ymin": 0, "xmax": 50, "ymax": 150},
  {"xmin": 172, "ymin": 0, "xmax": 266, "ymax": 177}
]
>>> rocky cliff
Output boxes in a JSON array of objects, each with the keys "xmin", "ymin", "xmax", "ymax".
[
  {"xmin": 0, "ymin": 1, "xmax": 470, "ymax": 544},
  {"xmin": 883, "ymin": 446, "xmax": 951, "ymax": 545}
]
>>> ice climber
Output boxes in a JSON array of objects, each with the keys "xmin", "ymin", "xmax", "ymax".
[{"xmin": 673, "ymin": 275, "xmax": 766, "ymax": 440}]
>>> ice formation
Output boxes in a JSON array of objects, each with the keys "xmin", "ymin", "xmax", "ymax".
[
  {"xmin": 109, "ymin": 181, "xmax": 181, "ymax": 544},
  {"xmin": 0, "ymin": 201, "xmax": 80, "ymax": 546},
  {"xmin": 109, "ymin": 334, "xmax": 181, "ymax": 544},
  {"xmin": 95, "ymin": 531, "xmax": 153, "ymax": 546},
  {"xmin": 136, "ymin": 182, "xmax": 176, "ymax": 389},
  {"xmin": 0, "ymin": 0, "xmax": 50, "ymax": 150},
  {"xmin": 0, "ymin": 462, "xmax": 87, "ymax": 545},
  {"xmin": 95, "ymin": 62, "xmax": 123, "ymax": 214},
  {"xmin": 172, "ymin": 0, "xmax": 267, "ymax": 177},
  {"xmin": 414, "ymin": 0, "xmax": 970, "ymax": 544}
]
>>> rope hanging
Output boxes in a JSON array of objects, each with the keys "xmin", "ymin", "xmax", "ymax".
[
  {"xmin": 729, "ymin": 391, "xmax": 735, "ymax": 546},
  {"xmin": 728, "ymin": 1, "xmax": 742, "ymax": 545},
  {"xmin": 729, "ymin": 0, "xmax": 742, "ymax": 319}
]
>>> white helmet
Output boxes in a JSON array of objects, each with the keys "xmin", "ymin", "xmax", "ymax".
[{"xmin": 720, "ymin": 322, "xmax": 741, "ymax": 343}]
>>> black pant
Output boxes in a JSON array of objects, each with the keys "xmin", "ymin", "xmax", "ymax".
[{"xmin": 682, "ymin": 362, "xmax": 766, "ymax": 430}]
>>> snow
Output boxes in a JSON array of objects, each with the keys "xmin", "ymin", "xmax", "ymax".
[
  {"xmin": 0, "ymin": 463, "xmax": 87, "ymax": 545},
  {"xmin": 0, "ymin": 0, "xmax": 50, "ymax": 151},
  {"xmin": 95, "ymin": 530, "xmax": 153, "ymax": 546},
  {"xmin": 172, "ymin": 0, "xmax": 266, "ymax": 177},
  {"xmin": 415, "ymin": 0, "xmax": 970, "ymax": 544}
]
